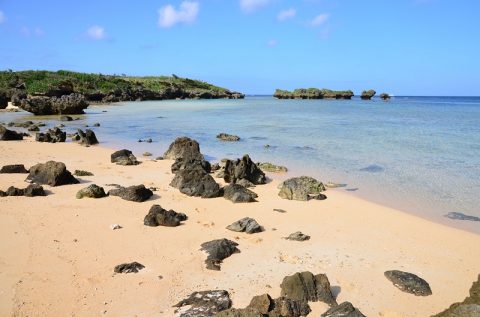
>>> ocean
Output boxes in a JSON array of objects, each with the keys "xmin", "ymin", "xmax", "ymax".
[{"xmin": 3, "ymin": 96, "xmax": 480, "ymax": 233}]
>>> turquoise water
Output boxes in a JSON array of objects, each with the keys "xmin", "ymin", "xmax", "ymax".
[{"xmin": 3, "ymin": 96, "xmax": 480, "ymax": 233}]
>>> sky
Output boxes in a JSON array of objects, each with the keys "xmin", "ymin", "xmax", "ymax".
[{"xmin": 0, "ymin": 0, "xmax": 479, "ymax": 96}]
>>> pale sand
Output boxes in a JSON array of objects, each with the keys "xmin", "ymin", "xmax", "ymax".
[{"xmin": 0, "ymin": 138, "xmax": 479, "ymax": 317}]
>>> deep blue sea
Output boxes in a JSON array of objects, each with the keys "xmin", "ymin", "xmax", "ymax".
[{"xmin": 3, "ymin": 96, "xmax": 480, "ymax": 233}]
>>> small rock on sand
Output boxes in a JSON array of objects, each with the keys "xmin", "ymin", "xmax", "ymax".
[{"xmin": 284, "ymin": 231, "xmax": 310, "ymax": 241}]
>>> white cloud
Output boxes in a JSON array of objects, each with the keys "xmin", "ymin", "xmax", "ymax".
[
  {"xmin": 277, "ymin": 8, "xmax": 296, "ymax": 22},
  {"xmin": 86, "ymin": 25, "xmax": 107, "ymax": 40},
  {"xmin": 267, "ymin": 39, "xmax": 277, "ymax": 47},
  {"xmin": 311, "ymin": 13, "xmax": 329, "ymax": 27},
  {"xmin": 34, "ymin": 27, "xmax": 45, "ymax": 36},
  {"xmin": 158, "ymin": 1, "xmax": 199, "ymax": 28},
  {"xmin": 20, "ymin": 26, "xmax": 45, "ymax": 37},
  {"xmin": 0, "ymin": 10, "xmax": 5, "ymax": 23},
  {"xmin": 240, "ymin": 0, "xmax": 271, "ymax": 13}
]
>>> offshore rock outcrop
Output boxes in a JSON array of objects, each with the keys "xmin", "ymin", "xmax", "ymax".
[
  {"xmin": 13, "ymin": 93, "xmax": 89, "ymax": 115},
  {"xmin": 274, "ymin": 88, "xmax": 354, "ymax": 100},
  {"xmin": 360, "ymin": 89, "xmax": 376, "ymax": 100}
]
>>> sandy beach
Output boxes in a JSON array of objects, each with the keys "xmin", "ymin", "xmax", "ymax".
[{"xmin": 0, "ymin": 137, "xmax": 478, "ymax": 317}]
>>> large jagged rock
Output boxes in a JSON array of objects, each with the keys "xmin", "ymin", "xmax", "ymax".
[
  {"xmin": 360, "ymin": 90, "xmax": 376, "ymax": 100},
  {"xmin": 223, "ymin": 184, "xmax": 258, "ymax": 203},
  {"xmin": 321, "ymin": 302, "xmax": 366, "ymax": 317},
  {"xmin": 111, "ymin": 149, "xmax": 139, "ymax": 166},
  {"xmin": 278, "ymin": 176, "xmax": 326, "ymax": 201},
  {"xmin": 35, "ymin": 127, "xmax": 66, "ymax": 143},
  {"xmin": 227, "ymin": 217, "xmax": 262, "ymax": 234},
  {"xmin": 0, "ymin": 126, "xmax": 23, "ymax": 141},
  {"xmin": 76, "ymin": 184, "xmax": 107, "ymax": 199},
  {"xmin": 280, "ymin": 272, "xmax": 337, "ymax": 306},
  {"xmin": 173, "ymin": 290, "xmax": 232, "ymax": 317},
  {"xmin": 164, "ymin": 137, "xmax": 202, "ymax": 160},
  {"xmin": 384, "ymin": 270, "xmax": 432, "ymax": 296},
  {"xmin": 0, "ymin": 164, "xmax": 28, "ymax": 173},
  {"xmin": 200, "ymin": 238, "xmax": 240, "ymax": 271},
  {"xmin": 223, "ymin": 155, "xmax": 266, "ymax": 185},
  {"xmin": 73, "ymin": 129, "xmax": 98, "ymax": 146},
  {"xmin": 144, "ymin": 204, "xmax": 187, "ymax": 227},
  {"xmin": 170, "ymin": 168, "xmax": 221, "ymax": 198},
  {"xmin": 432, "ymin": 274, "xmax": 480, "ymax": 317},
  {"xmin": 108, "ymin": 185, "xmax": 153, "ymax": 202},
  {"xmin": 171, "ymin": 156, "xmax": 211, "ymax": 174},
  {"xmin": 14, "ymin": 93, "xmax": 89, "ymax": 115},
  {"xmin": 26, "ymin": 161, "xmax": 78, "ymax": 186}
]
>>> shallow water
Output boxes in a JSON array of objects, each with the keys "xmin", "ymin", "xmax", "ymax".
[{"xmin": 2, "ymin": 96, "xmax": 480, "ymax": 233}]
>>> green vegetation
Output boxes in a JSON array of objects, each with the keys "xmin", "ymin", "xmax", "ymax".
[
  {"xmin": 274, "ymin": 88, "xmax": 354, "ymax": 99},
  {"xmin": 0, "ymin": 70, "xmax": 240, "ymax": 97}
]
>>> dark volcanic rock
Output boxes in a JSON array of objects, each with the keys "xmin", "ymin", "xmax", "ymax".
[
  {"xmin": 223, "ymin": 155, "xmax": 266, "ymax": 185},
  {"xmin": 0, "ymin": 90, "xmax": 7, "ymax": 109},
  {"xmin": 278, "ymin": 176, "xmax": 326, "ymax": 201},
  {"xmin": 445, "ymin": 212, "xmax": 480, "ymax": 222},
  {"xmin": 60, "ymin": 115, "xmax": 73, "ymax": 121},
  {"xmin": 76, "ymin": 184, "xmax": 107, "ymax": 199},
  {"xmin": 384, "ymin": 270, "xmax": 432, "ymax": 296},
  {"xmin": 5, "ymin": 186, "xmax": 25, "ymax": 196},
  {"xmin": 144, "ymin": 204, "xmax": 187, "ymax": 227},
  {"xmin": 0, "ymin": 164, "xmax": 28, "ymax": 173},
  {"xmin": 214, "ymin": 308, "xmax": 263, "ymax": 317},
  {"xmin": 360, "ymin": 90, "xmax": 376, "ymax": 100},
  {"xmin": 1, "ymin": 184, "xmax": 45, "ymax": 197},
  {"xmin": 114, "ymin": 262, "xmax": 145, "ymax": 274},
  {"xmin": 35, "ymin": 127, "xmax": 66, "ymax": 143},
  {"xmin": 269, "ymin": 297, "xmax": 311, "ymax": 317},
  {"xmin": 380, "ymin": 93, "xmax": 391, "ymax": 100},
  {"xmin": 14, "ymin": 93, "xmax": 89, "ymax": 115},
  {"xmin": 200, "ymin": 238, "xmax": 240, "ymax": 271},
  {"xmin": 73, "ymin": 170, "xmax": 93, "ymax": 176},
  {"xmin": 164, "ymin": 137, "xmax": 202, "ymax": 160},
  {"xmin": 171, "ymin": 156, "xmax": 211, "ymax": 174},
  {"xmin": 173, "ymin": 290, "xmax": 232, "ymax": 317},
  {"xmin": 0, "ymin": 126, "xmax": 23, "ymax": 141},
  {"xmin": 258, "ymin": 162, "xmax": 288, "ymax": 173},
  {"xmin": 217, "ymin": 133, "xmax": 241, "ymax": 141},
  {"xmin": 432, "ymin": 274, "xmax": 480, "ymax": 317},
  {"xmin": 321, "ymin": 302, "xmax": 366, "ymax": 317},
  {"xmin": 285, "ymin": 231, "xmax": 311, "ymax": 241},
  {"xmin": 280, "ymin": 272, "xmax": 337, "ymax": 306},
  {"xmin": 111, "ymin": 149, "xmax": 139, "ymax": 166},
  {"xmin": 170, "ymin": 168, "xmax": 221, "ymax": 198},
  {"xmin": 26, "ymin": 161, "xmax": 79, "ymax": 186},
  {"xmin": 108, "ymin": 185, "xmax": 153, "ymax": 202},
  {"xmin": 226, "ymin": 217, "xmax": 263, "ymax": 234},
  {"xmin": 73, "ymin": 129, "xmax": 99, "ymax": 146},
  {"xmin": 223, "ymin": 184, "xmax": 258, "ymax": 203}
]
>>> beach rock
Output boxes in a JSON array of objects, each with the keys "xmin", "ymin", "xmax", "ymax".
[
  {"xmin": 444, "ymin": 212, "xmax": 480, "ymax": 222},
  {"xmin": 359, "ymin": 164, "xmax": 384, "ymax": 173},
  {"xmin": 226, "ymin": 217, "xmax": 263, "ymax": 234},
  {"xmin": 164, "ymin": 137, "xmax": 202, "ymax": 160},
  {"xmin": 26, "ymin": 161, "xmax": 79, "ymax": 186},
  {"xmin": 0, "ymin": 164, "xmax": 28, "ymax": 173},
  {"xmin": 114, "ymin": 262, "xmax": 145, "ymax": 274},
  {"xmin": 269, "ymin": 297, "xmax": 311, "ymax": 317},
  {"xmin": 110, "ymin": 224, "xmax": 122, "ymax": 230},
  {"xmin": 200, "ymin": 238, "xmax": 240, "ymax": 271},
  {"xmin": 384, "ymin": 270, "xmax": 432, "ymax": 296},
  {"xmin": 144, "ymin": 204, "xmax": 187, "ymax": 227},
  {"xmin": 223, "ymin": 184, "xmax": 258, "ymax": 203},
  {"xmin": 60, "ymin": 115, "xmax": 73, "ymax": 121},
  {"xmin": 15, "ymin": 93, "xmax": 89, "ymax": 115},
  {"xmin": 28, "ymin": 125, "xmax": 40, "ymax": 132},
  {"xmin": 73, "ymin": 170, "xmax": 93, "ymax": 176},
  {"xmin": 35, "ymin": 127, "xmax": 66, "ymax": 143},
  {"xmin": 111, "ymin": 149, "xmax": 139, "ymax": 166},
  {"xmin": 217, "ymin": 133, "xmax": 241, "ymax": 141},
  {"xmin": 173, "ymin": 290, "xmax": 232, "ymax": 317},
  {"xmin": 108, "ymin": 185, "xmax": 153, "ymax": 202},
  {"xmin": 0, "ymin": 126, "xmax": 24, "ymax": 141},
  {"xmin": 380, "ymin": 93, "xmax": 391, "ymax": 100},
  {"xmin": 23, "ymin": 184, "xmax": 46, "ymax": 197},
  {"xmin": 433, "ymin": 274, "xmax": 480, "ymax": 317},
  {"xmin": 170, "ymin": 168, "xmax": 221, "ymax": 198},
  {"xmin": 214, "ymin": 308, "xmax": 263, "ymax": 317},
  {"xmin": 236, "ymin": 178, "xmax": 256, "ymax": 188},
  {"xmin": 258, "ymin": 162, "xmax": 288, "ymax": 173},
  {"xmin": 278, "ymin": 176, "xmax": 326, "ymax": 201},
  {"xmin": 285, "ymin": 231, "xmax": 310, "ymax": 241},
  {"xmin": 223, "ymin": 155, "xmax": 266, "ymax": 185},
  {"xmin": 0, "ymin": 90, "xmax": 7, "ymax": 109},
  {"xmin": 171, "ymin": 157, "xmax": 211, "ymax": 174},
  {"xmin": 280, "ymin": 272, "xmax": 336, "ymax": 306},
  {"xmin": 248, "ymin": 294, "xmax": 274, "ymax": 314},
  {"xmin": 360, "ymin": 90, "xmax": 376, "ymax": 100},
  {"xmin": 5, "ymin": 186, "xmax": 25, "ymax": 196},
  {"xmin": 76, "ymin": 184, "xmax": 107, "ymax": 199},
  {"xmin": 73, "ymin": 129, "xmax": 99, "ymax": 146},
  {"xmin": 93, "ymin": 122, "xmax": 100, "ymax": 127},
  {"xmin": 321, "ymin": 302, "xmax": 366, "ymax": 317}
]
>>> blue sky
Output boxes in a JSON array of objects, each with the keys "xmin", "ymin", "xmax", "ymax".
[{"xmin": 0, "ymin": 0, "xmax": 479, "ymax": 95}]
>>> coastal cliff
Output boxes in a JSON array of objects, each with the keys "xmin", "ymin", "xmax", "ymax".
[
  {"xmin": 274, "ymin": 88, "xmax": 354, "ymax": 100},
  {"xmin": 0, "ymin": 70, "xmax": 244, "ymax": 115}
]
